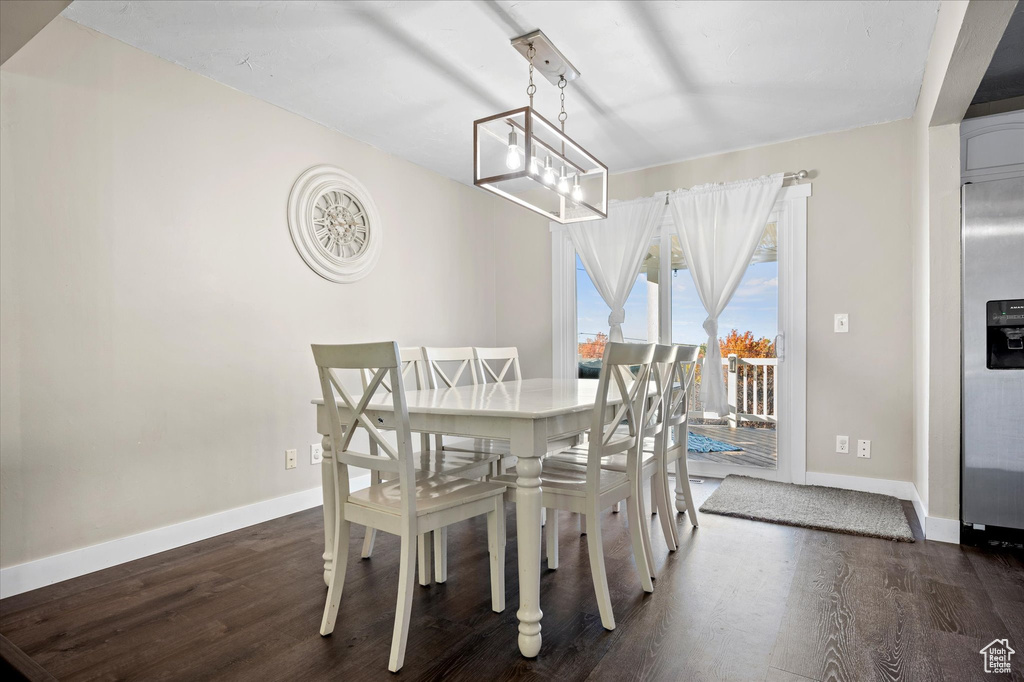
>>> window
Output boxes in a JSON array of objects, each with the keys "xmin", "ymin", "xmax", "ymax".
[{"xmin": 575, "ymin": 239, "xmax": 658, "ymax": 377}]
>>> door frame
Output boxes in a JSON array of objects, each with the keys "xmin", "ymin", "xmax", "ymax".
[{"xmin": 551, "ymin": 183, "xmax": 809, "ymax": 483}]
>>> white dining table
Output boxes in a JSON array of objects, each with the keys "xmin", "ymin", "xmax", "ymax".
[{"xmin": 314, "ymin": 377, "xmax": 619, "ymax": 658}]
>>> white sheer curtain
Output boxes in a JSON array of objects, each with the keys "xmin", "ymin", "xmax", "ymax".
[
  {"xmin": 568, "ymin": 196, "xmax": 666, "ymax": 342},
  {"xmin": 668, "ymin": 174, "xmax": 783, "ymax": 416}
]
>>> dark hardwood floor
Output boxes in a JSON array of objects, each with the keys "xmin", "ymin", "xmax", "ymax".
[{"xmin": 2, "ymin": 479, "xmax": 1022, "ymax": 681}]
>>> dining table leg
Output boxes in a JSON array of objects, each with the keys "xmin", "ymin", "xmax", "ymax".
[{"xmin": 510, "ymin": 419, "xmax": 545, "ymax": 658}]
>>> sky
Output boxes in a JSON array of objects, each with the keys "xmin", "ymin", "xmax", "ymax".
[{"xmin": 577, "ymin": 255, "xmax": 779, "ymax": 346}]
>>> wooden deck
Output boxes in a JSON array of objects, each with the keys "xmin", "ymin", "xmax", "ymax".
[{"xmin": 688, "ymin": 424, "xmax": 777, "ymax": 469}]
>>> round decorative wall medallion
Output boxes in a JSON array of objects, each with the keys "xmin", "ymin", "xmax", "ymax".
[{"xmin": 287, "ymin": 165, "xmax": 382, "ymax": 283}]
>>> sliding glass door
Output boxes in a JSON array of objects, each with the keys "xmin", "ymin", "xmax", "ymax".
[
  {"xmin": 554, "ymin": 183, "xmax": 808, "ymax": 483},
  {"xmin": 674, "ymin": 224, "xmax": 779, "ymax": 471}
]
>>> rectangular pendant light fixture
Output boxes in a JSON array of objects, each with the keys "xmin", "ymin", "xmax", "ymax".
[
  {"xmin": 474, "ymin": 107, "xmax": 607, "ymax": 223},
  {"xmin": 473, "ymin": 31, "xmax": 608, "ymax": 224}
]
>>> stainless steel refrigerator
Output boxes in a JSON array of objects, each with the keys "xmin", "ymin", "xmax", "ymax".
[{"xmin": 961, "ymin": 176, "xmax": 1024, "ymax": 531}]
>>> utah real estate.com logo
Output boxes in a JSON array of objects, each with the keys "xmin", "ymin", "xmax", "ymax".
[{"xmin": 980, "ymin": 639, "xmax": 1015, "ymax": 674}]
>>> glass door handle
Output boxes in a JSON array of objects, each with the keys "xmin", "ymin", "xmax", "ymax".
[{"xmin": 775, "ymin": 333, "xmax": 785, "ymax": 362}]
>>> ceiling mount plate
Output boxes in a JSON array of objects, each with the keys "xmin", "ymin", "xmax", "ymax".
[{"xmin": 511, "ymin": 30, "xmax": 580, "ymax": 86}]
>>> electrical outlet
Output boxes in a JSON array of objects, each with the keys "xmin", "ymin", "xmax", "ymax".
[
  {"xmin": 857, "ymin": 439, "xmax": 871, "ymax": 458},
  {"xmin": 285, "ymin": 449, "xmax": 297, "ymax": 469},
  {"xmin": 834, "ymin": 313, "xmax": 849, "ymax": 333},
  {"xmin": 836, "ymin": 435, "xmax": 850, "ymax": 454},
  {"xmin": 310, "ymin": 443, "xmax": 324, "ymax": 465}
]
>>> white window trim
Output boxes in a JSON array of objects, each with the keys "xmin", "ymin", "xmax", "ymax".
[{"xmin": 551, "ymin": 182, "xmax": 810, "ymax": 483}]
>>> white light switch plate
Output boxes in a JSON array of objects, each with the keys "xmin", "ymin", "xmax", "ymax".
[
  {"xmin": 836, "ymin": 435, "xmax": 849, "ymax": 454},
  {"xmin": 857, "ymin": 439, "xmax": 871, "ymax": 458},
  {"xmin": 310, "ymin": 443, "xmax": 324, "ymax": 465},
  {"xmin": 834, "ymin": 314, "xmax": 849, "ymax": 333},
  {"xmin": 285, "ymin": 449, "xmax": 297, "ymax": 469}
]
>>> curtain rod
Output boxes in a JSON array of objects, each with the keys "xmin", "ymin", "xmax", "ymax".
[{"xmin": 663, "ymin": 170, "xmax": 810, "ymax": 204}]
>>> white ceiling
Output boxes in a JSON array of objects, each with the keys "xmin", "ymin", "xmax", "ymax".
[{"xmin": 63, "ymin": 0, "xmax": 940, "ymax": 185}]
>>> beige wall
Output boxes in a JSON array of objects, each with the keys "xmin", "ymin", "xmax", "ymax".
[
  {"xmin": 492, "ymin": 202, "xmax": 552, "ymax": 378},
  {"xmin": 0, "ymin": 18, "xmax": 526, "ymax": 568},
  {"xmin": 607, "ymin": 121, "xmax": 915, "ymax": 482}
]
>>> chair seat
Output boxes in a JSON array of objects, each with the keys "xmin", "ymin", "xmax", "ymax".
[
  {"xmin": 546, "ymin": 446, "xmax": 656, "ymax": 473},
  {"xmin": 610, "ymin": 429, "xmax": 658, "ymax": 449},
  {"xmin": 415, "ymin": 449, "xmax": 500, "ymax": 476},
  {"xmin": 444, "ymin": 436, "xmax": 579, "ymax": 459},
  {"xmin": 492, "ymin": 463, "xmax": 627, "ymax": 498},
  {"xmin": 441, "ymin": 438, "xmax": 512, "ymax": 456},
  {"xmin": 559, "ymin": 432, "xmax": 637, "ymax": 456},
  {"xmin": 348, "ymin": 472, "xmax": 506, "ymax": 516}
]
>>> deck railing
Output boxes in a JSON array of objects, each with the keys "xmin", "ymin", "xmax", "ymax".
[
  {"xmin": 688, "ymin": 354, "xmax": 777, "ymax": 427},
  {"xmin": 579, "ymin": 352, "xmax": 778, "ymax": 427}
]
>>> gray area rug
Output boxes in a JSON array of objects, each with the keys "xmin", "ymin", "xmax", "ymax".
[{"xmin": 699, "ymin": 475, "xmax": 915, "ymax": 542}]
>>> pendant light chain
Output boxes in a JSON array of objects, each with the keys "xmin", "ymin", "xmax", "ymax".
[
  {"xmin": 557, "ymin": 75, "xmax": 568, "ymax": 131},
  {"xmin": 526, "ymin": 44, "xmax": 537, "ymax": 108}
]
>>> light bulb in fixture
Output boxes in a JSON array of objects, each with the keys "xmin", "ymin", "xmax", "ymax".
[
  {"xmin": 557, "ymin": 167, "xmax": 569, "ymax": 193},
  {"xmin": 505, "ymin": 131, "xmax": 521, "ymax": 170},
  {"xmin": 529, "ymin": 156, "xmax": 539, "ymax": 175},
  {"xmin": 571, "ymin": 174, "xmax": 583, "ymax": 202},
  {"xmin": 542, "ymin": 156, "xmax": 555, "ymax": 185}
]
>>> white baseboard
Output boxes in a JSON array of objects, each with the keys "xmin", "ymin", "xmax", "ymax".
[
  {"xmin": 908, "ymin": 484, "xmax": 961, "ymax": 544},
  {"xmin": 0, "ymin": 475, "xmax": 366, "ymax": 599},
  {"xmin": 910, "ymin": 486, "xmax": 928, "ymax": 536},
  {"xmin": 923, "ymin": 515, "xmax": 961, "ymax": 544},
  {"xmin": 805, "ymin": 471, "xmax": 917, "ymax": 500}
]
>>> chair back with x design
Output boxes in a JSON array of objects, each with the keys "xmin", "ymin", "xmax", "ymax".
[
  {"xmin": 644, "ymin": 345, "xmax": 679, "ymax": 440},
  {"xmin": 473, "ymin": 347, "xmax": 522, "ymax": 384},
  {"xmin": 665, "ymin": 344, "xmax": 700, "ymax": 433},
  {"xmin": 313, "ymin": 342, "xmax": 416, "ymax": 519},
  {"xmin": 360, "ymin": 347, "xmax": 433, "ymax": 452},
  {"xmin": 359, "ymin": 347, "xmax": 430, "ymax": 395},
  {"xmin": 422, "ymin": 347, "xmax": 480, "ymax": 389},
  {"xmin": 585, "ymin": 342, "xmax": 656, "ymax": 484}
]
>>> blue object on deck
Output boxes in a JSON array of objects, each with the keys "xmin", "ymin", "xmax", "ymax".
[{"xmin": 688, "ymin": 433, "xmax": 742, "ymax": 453}]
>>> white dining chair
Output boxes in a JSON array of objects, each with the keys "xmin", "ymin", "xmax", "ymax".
[
  {"xmin": 420, "ymin": 345, "xmax": 502, "ymax": 581},
  {"xmin": 469, "ymin": 345, "xmax": 575, "ymax": 486},
  {"xmin": 661, "ymin": 344, "xmax": 701, "ymax": 546},
  {"xmin": 424, "ymin": 346, "xmax": 569, "ymax": 582},
  {"xmin": 313, "ymin": 341, "xmax": 506, "ymax": 672},
  {"xmin": 421, "ymin": 346, "xmax": 480, "ymax": 455},
  {"xmin": 494, "ymin": 341, "xmax": 656, "ymax": 630},
  {"xmin": 548, "ymin": 344, "xmax": 677, "ymax": 576},
  {"xmin": 358, "ymin": 347, "xmax": 500, "ymax": 586},
  {"xmin": 423, "ymin": 345, "xmax": 519, "ymax": 466},
  {"xmin": 472, "ymin": 346, "xmax": 523, "ymax": 468}
]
